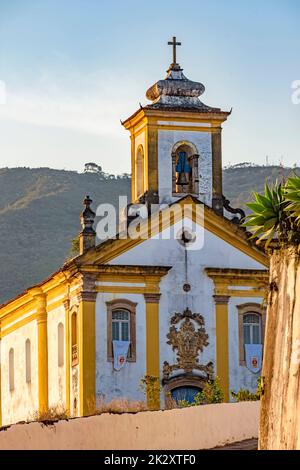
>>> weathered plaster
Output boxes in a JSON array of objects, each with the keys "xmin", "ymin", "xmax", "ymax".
[
  {"xmin": 1, "ymin": 321, "xmax": 38, "ymax": 425},
  {"xmin": 47, "ymin": 305, "xmax": 66, "ymax": 409}
]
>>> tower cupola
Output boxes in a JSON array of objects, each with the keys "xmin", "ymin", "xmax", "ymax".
[{"xmin": 122, "ymin": 38, "xmax": 231, "ymax": 213}]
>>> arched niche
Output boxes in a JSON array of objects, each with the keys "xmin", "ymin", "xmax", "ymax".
[
  {"xmin": 171, "ymin": 141, "xmax": 199, "ymax": 195},
  {"xmin": 135, "ymin": 145, "xmax": 145, "ymax": 199}
]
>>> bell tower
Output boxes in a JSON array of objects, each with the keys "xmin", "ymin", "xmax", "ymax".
[{"xmin": 122, "ymin": 38, "xmax": 230, "ymax": 214}]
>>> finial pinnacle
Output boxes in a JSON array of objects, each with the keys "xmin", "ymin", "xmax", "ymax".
[{"xmin": 79, "ymin": 195, "xmax": 96, "ymax": 254}]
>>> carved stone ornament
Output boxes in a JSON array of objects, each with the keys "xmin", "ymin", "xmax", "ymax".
[
  {"xmin": 222, "ymin": 195, "xmax": 246, "ymax": 225},
  {"xmin": 163, "ymin": 308, "xmax": 214, "ymax": 381}
]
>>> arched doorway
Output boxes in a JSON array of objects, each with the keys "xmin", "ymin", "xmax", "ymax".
[{"xmin": 164, "ymin": 374, "xmax": 207, "ymax": 408}]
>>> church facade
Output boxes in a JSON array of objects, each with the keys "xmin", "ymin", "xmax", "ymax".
[{"xmin": 0, "ymin": 41, "xmax": 269, "ymax": 426}]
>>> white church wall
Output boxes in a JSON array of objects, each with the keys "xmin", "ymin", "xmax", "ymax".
[
  {"xmin": 228, "ymin": 296, "xmax": 263, "ymax": 396},
  {"xmin": 158, "ymin": 266, "xmax": 216, "ymax": 407},
  {"xmin": 47, "ymin": 305, "xmax": 66, "ymax": 409},
  {"xmin": 110, "ymin": 218, "xmax": 263, "ymax": 270},
  {"xmin": 1, "ymin": 320, "xmax": 38, "ymax": 426},
  {"xmin": 108, "ymin": 219, "xmax": 265, "ymax": 401},
  {"xmin": 95, "ymin": 293, "xmax": 146, "ymax": 403},
  {"xmin": 157, "ymin": 129, "xmax": 212, "ymax": 205}
]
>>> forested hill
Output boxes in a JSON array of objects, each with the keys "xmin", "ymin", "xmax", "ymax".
[{"xmin": 0, "ymin": 163, "xmax": 299, "ymax": 304}]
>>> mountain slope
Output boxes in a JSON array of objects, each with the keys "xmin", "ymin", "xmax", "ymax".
[{"xmin": 0, "ymin": 164, "xmax": 299, "ymax": 304}]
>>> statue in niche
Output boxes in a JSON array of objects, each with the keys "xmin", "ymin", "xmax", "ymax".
[{"xmin": 175, "ymin": 151, "xmax": 192, "ymax": 191}]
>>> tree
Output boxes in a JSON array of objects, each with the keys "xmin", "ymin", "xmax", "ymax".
[
  {"xmin": 244, "ymin": 176, "xmax": 300, "ymax": 450},
  {"xmin": 84, "ymin": 162, "xmax": 103, "ymax": 174}
]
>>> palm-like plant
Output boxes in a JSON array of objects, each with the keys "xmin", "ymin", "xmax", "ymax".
[
  {"xmin": 244, "ymin": 176, "xmax": 300, "ymax": 248},
  {"xmin": 285, "ymin": 177, "xmax": 300, "ymax": 225}
]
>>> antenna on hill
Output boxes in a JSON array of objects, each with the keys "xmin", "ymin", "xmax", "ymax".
[{"xmin": 279, "ymin": 156, "xmax": 285, "ymax": 183}]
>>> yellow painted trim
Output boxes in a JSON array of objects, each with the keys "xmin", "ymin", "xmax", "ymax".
[
  {"xmin": 0, "ymin": 313, "xmax": 37, "ymax": 338},
  {"xmin": 46, "ymin": 298, "xmax": 65, "ymax": 313},
  {"xmin": 64, "ymin": 299, "xmax": 71, "ymax": 416},
  {"xmin": 35, "ymin": 293, "xmax": 48, "ymax": 416},
  {"xmin": 79, "ymin": 298, "xmax": 96, "ymax": 416},
  {"xmin": 227, "ymin": 289, "xmax": 266, "ymax": 298},
  {"xmin": 96, "ymin": 273, "xmax": 146, "ymax": 283},
  {"xmin": 84, "ymin": 198, "xmax": 268, "ymax": 268},
  {"xmin": 1, "ymin": 304, "xmax": 36, "ymax": 328},
  {"xmin": 145, "ymin": 299, "xmax": 160, "ymax": 409},
  {"xmin": 156, "ymin": 125, "xmax": 213, "ymax": 133},
  {"xmin": 0, "ymin": 274, "xmax": 71, "ymax": 324},
  {"xmin": 122, "ymin": 108, "xmax": 229, "ymax": 130},
  {"xmin": 133, "ymin": 125, "xmax": 147, "ymax": 138},
  {"xmin": 215, "ymin": 300, "xmax": 229, "ymax": 402},
  {"xmin": 96, "ymin": 286, "xmax": 146, "ymax": 294},
  {"xmin": 206, "ymin": 268, "xmax": 269, "ymax": 298},
  {"xmin": 0, "ymin": 295, "xmax": 34, "ymax": 321},
  {"xmin": 144, "ymin": 123, "xmax": 149, "ymax": 192},
  {"xmin": 0, "ymin": 323, "xmax": 2, "ymax": 428},
  {"xmin": 130, "ymin": 132, "xmax": 135, "ymax": 202}
]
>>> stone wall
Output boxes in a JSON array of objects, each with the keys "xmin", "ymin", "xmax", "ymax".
[{"xmin": 0, "ymin": 401, "xmax": 259, "ymax": 450}]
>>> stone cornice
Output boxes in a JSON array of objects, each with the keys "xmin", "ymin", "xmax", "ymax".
[
  {"xmin": 144, "ymin": 293, "xmax": 161, "ymax": 304},
  {"xmin": 213, "ymin": 295, "xmax": 230, "ymax": 305}
]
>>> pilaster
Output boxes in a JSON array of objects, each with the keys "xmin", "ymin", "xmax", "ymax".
[
  {"xmin": 214, "ymin": 294, "xmax": 230, "ymax": 401},
  {"xmin": 0, "ymin": 322, "xmax": 2, "ymax": 428},
  {"xmin": 31, "ymin": 288, "xmax": 48, "ymax": 416},
  {"xmin": 78, "ymin": 274, "xmax": 97, "ymax": 416},
  {"xmin": 144, "ymin": 293, "xmax": 161, "ymax": 409},
  {"xmin": 211, "ymin": 127, "xmax": 223, "ymax": 215},
  {"xmin": 63, "ymin": 297, "xmax": 71, "ymax": 416}
]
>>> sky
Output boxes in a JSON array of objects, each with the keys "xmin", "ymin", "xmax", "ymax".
[{"xmin": 0, "ymin": 0, "xmax": 299, "ymax": 174}]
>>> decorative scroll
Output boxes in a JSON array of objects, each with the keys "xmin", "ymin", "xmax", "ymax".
[
  {"xmin": 222, "ymin": 195, "xmax": 246, "ymax": 224},
  {"xmin": 163, "ymin": 308, "xmax": 214, "ymax": 380}
]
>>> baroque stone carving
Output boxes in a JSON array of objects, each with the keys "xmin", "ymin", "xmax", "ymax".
[
  {"xmin": 222, "ymin": 195, "xmax": 246, "ymax": 224},
  {"xmin": 163, "ymin": 308, "xmax": 214, "ymax": 380}
]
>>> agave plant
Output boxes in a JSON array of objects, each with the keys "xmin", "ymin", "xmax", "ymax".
[
  {"xmin": 243, "ymin": 181, "xmax": 288, "ymax": 247},
  {"xmin": 285, "ymin": 176, "xmax": 300, "ymax": 225},
  {"xmin": 244, "ymin": 176, "xmax": 300, "ymax": 248}
]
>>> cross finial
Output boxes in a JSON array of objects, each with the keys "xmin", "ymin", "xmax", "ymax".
[{"xmin": 168, "ymin": 36, "xmax": 181, "ymax": 65}]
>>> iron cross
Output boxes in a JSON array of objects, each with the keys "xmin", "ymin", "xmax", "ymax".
[{"xmin": 168, "ymin": 36, "xmax": 181, "ymax": 64}]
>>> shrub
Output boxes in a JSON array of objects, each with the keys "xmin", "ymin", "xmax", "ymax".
[
  {"xmin": 178, "ymin": 377, "xmax": 224, "ymax": 408},
  {"xmin": 94, "ymin": 398, "xmax": 147, "ymax": 414},
  {"xmin": 231, "ymin": 377, "xmax": 262, "ymax": 402},
  {"xmin": 139, "ymin": 375, "xmax": 161, "ymax": 410},
  {"xmin": 29, "ymin": 404, "xmax": 68, "ymax": 423}
]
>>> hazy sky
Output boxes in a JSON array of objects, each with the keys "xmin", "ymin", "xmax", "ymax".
[{"xmin": 0, "ymin": 0, "xmax": 299, "ymax": 174}]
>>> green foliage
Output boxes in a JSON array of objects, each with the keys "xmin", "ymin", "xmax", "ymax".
[
  {"xmin": 178, "ymin": 377, "xmax": 224, "ymax": 408},
  {"xmin": 231, "ymin": 377, "xmax": 262, "ymax": 402},
  {"xmin": 68, "ymin": 234, "xmax": 80, "ymax": 259},
  {"xmin": 285, "ymin": 177, "xmax": 300, "ymax": 225},
  {"xmin": 244, "ymin": 175, "xmax": 300, "ymax": 248},
  {"xmin": 1, "ymin": 165, "xmax": 299, "ymax": 304},
  {"xmin": 139, "ymin": 375, "xmax": 161, "ymax": 410},
  {"xmin": 0, "ymin": 167, "xmax": 131, "ymax": 304},
  {"xmin": 223, "ymin": 164, "xmax": 300, "ymax": 213},
  {"xmin": 244, "ymin": 181, "xmax": 286, "ymax": 247},
  {"xmin": 231, "ymin": 389, "xmax": 258, "ymax": 402}
]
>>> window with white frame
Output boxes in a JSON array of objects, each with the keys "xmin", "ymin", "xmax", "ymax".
[
  {"xmin": 106, "ymin": 299, "xmax": 137, "ymax": 362},
  {"xmin": 243, "ymin": 313, "xmax": 262, "ymax": 345},
  {"xmin": 238, "ymin": 303, "xmax": 266, "ymax": 365},
  {"xmin": 112, "ymin": 309, "xmax": 130, "ymax": 342}
]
